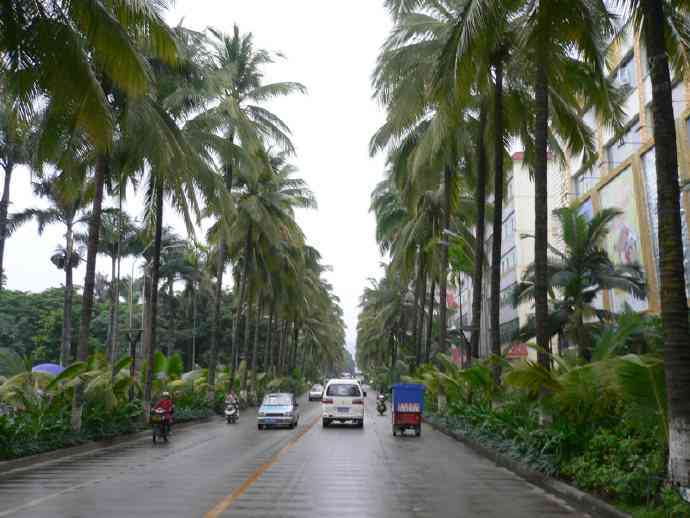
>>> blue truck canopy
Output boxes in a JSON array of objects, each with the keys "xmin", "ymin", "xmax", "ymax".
[{"xmin": 392, "ymin": 383, "xmax": 425, "ymax": 413}]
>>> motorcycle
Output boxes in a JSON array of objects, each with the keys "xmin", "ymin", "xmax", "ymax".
[
  {"xmin": 376, "ymin": 394, "xmax": 387, "ymax": 416},
  {"xmin": 224, "ymin": 400, "xmax": 239, "ymax": 424},
  {"xmin": 151, "ymin": 408, "xmax": 170, "ymax": 443}
]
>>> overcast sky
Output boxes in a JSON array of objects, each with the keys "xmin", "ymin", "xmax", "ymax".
[{"xmin": 3, "ymin": 1, "xmax": 391, "ymax": 357}]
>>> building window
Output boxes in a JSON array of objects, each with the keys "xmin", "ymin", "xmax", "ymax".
[
  {"xmin": 499, "ymin": 318, "xmax": 520, "ymax": 345},
  {"xmin": 673, "ymin": 82, "xmax": 687, "ymax": 120},
  {"xmin": 614, "ymin": 54, "xmax": 637, "ymax": 93},
  {"xmin": 500, "ymin": 284, "xmax": 516, "ymax": 309},
  {"xmin": 605, "ymin": 120, "xmax": 641, "ymax": 171},
  {"xmin": 642, "ymin": 146, "xmax": 690, "ymax": 297},
  {"xmin": 500, "ymin": 248, "xmax": 517, "ymax": 276},
  {"xmin": 572, "ymin": 167, "xmax": 601, "ymax": 197}
]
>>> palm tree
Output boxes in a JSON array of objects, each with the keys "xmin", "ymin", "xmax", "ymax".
[
  {"xmin": 0, "ymin": 85, "xmax": 31, "ymax": 291},
  {"xmin": 615, "ymin": 0, "xmax": 690, "ymax": 487},
  {"xmin": 9, "ymin": 176, "xmax": 92, "ymax": 365},
  {"xmin": 78, "ymin": 210, "xmax": 141, "ymax": 364},
  {"xmin": 515, "ymin": 0, "xmax": 616, "ymax": 368},
  {"xmin": 226, "ymin": 151, "xmax": 316, "ymax": 387},
  {"xmin": 118, "ymin": 27, "xmax": 225, "ymax": 413},
  {"xmin": 514, "ymin": 207, "xmax": 646, "ymax": 362},
  {"xmin": 73, "ymin": 0, "xmax": 178, "ymax": 368},
  {"xmin": 202, "ymin": 24, "xmax": 306, "ymax": 400},
  {"xmin": 2, "ymin": 0, "xmax": 177, "ymax": 151}
]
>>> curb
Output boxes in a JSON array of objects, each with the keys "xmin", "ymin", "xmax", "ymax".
[
  {"xmin": 0, "ymin": 416, "xmax": 214, "ymax": 476},
  {"xmin": 424, "ymin": 417, "xmax": 630, "ymax": 518}
]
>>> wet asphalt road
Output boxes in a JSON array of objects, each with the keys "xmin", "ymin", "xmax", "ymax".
[{"xmin": 0, "ymin": 390, "xmax": 587, "ymax": 517}]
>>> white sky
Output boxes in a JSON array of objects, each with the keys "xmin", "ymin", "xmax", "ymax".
[{"xmin": 3, "ymin": 1, "xmax": 390, "ymax": 357}]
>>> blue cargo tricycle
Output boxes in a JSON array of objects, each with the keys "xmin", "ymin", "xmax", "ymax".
[{"xmin": 391, "ymin": 383, "xmax": 425, "ymax": 437}]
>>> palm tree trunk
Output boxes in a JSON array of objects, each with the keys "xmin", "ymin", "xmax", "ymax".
[
  {"xmin": 241, "ymin": 289, "xmax": 254, "ymax": 391},
  {"xmin": 289, "ymin": 323, "xmax": 300, "ymax": 374},
  {"xmin": 642, "ymin": 0, "xmax": 690, "ymax": 487},
  {"xmin": 412, "ymin": 253, "xmax": 425, "ymax": 367},
  {"xmin": 534, "ymin": 55, "xmax": 551, "ymax": 370},
  {"xmin": 141, "ymin": 271, "xmax": 152, "ymax": 367},
  {"xmin": 425, "ymin": 279, "xmax": 436, "ymax": 363},
  {"xmin": 107, "ymin": 253, "xmax": 117, "ymax": 362},
  {"xmin": 191, "ymin": 280, "xmax": 197, "ymax": 369},
  {"xmin": 168, "ymin": 277, "xmax": 175, "ymax": 356},
  {"xmin": 208, "ymin": 241, "xmax": 225, "ymax": 400},
  {"xmin": 250, "ymin": 295, "xmax": 263, "ymax": 397},
  {"xmin": 112, "ymin": 201, "xmax": 123, "ymax": 374},
  {"xmin": 61, "ymin": 221, "xmax": 74, "ymax": 366},
  {"xmin": 231, "ymin": 225, "xmax": 252, "ymax": 383},
  {"xmin": 0, "ymin": 161, "xmax": 14, "ymax": 291},
  {"xmin": 470, "ymin": 106, "xmax": 488, "ymax": 362},
  {"xmin": 415, "ymin": 259, "xmax": 428, "ymax": 366},
  {"xmin": 144, "ymin": 184, "xmax": 164, "ymax": 414},
  {"xmin": 280, "ymin": 320, "xmax": 289, "ymax": 374},
  {"xmin": 439, "ymin": 166, "xmax": 453, "ymax": 353},
  {"xmin": 264, "ymin": 299, "xmax": 275, "ymax": 374},
  {"xmin": 77, "ymin": 154, "xmax": 107, "ymax": 362},
  {"xmin": 490, "ymin": 58, "xmax": 504, "ymax": 385},
  {"xmin": 252, "ymin": 294, "xmax": 264, "ymax": 390},
  {"xmin": 457, "ymin": 275, "xmax": 470, "ymax": 365}
]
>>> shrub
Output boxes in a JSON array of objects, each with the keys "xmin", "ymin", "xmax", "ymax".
[{"xmin": 561, "ymin": 427, "xmax": 665, "ymax": 504}]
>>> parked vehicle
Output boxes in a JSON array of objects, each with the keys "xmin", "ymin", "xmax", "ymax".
[
  {"xmin": 391, "ymin": 383, "xmax": 425, "ymax": 437},
  {"xmin": 308, "ymin": 384, "xmax": 324, "ymax": 401},
  {"xmin": 151, "ymin": 408, "xmax": 170, "ymax": 443},
  {"xmin": 257, "ymin": 393, "xmax": 299, "ymax": 430},
  {"xmin": 376, "ymin": 394, "xmax": 387, "ymax": 416},
  {"xmin": 322, "ymin": 378, "xmax": 364, "ymax": 428},
  {"xmin": 224, "ymin": 400, "xmax": 239, "ymax": 423}
]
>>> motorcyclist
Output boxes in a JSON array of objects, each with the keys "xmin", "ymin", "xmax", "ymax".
[
  {"xmin": 225, "ymin": 389, "xmax": 239, "ymax": 406},
  {"xmin": 376, "ymin": 391, "xmax": 387, "ymax": 415},
  {"xmin": 153, "ymin": 391, "xmax": 174, "ymax": 433}
]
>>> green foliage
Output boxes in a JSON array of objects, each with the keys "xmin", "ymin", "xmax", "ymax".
[{"xmin": 561, "ymin": 427, "xmax": 665, "ymax": 504}]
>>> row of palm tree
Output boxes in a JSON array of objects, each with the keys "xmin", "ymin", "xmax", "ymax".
[
  {"xmin": 0, "ymin": 2, "xmax": 346, "ymax": 425},
  {"xmin": 361, "ymin": 0, "xmax": 690, "ymax": 488}
]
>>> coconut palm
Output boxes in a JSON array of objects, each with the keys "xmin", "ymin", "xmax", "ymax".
[
  {"xmin": 9, "ymin": 176, "xmax": 92, "ymax": 365},
  {"xmin": 1, "ymin": 0, "xmax": 177, "ymax": 151},
  {"xmin": 25, "ymin": 0, "xmax": 179, "ymax": 367},
  {"xmin": 614, "ymin": 0, "xmax": 690, "ymax": 487},
  {"xmin": 115, "ymin": 27, "xmax": 226, "ymax": 413},
  {"xmin": 225, "ymin": 151, "xmax": 316, "ymax": 388},
  {"xmin": 0, "ymin": 85, "xmax": 32, "ymax": 291},
  {"xmin": 78, "ymin": 210, "xmax": 141, "ymax": 364},
  {"xmin": 514, "ymin": 207, "xmax": 646, "ymax": 362},
  {"xmin": 202, "ymin": 24, "xmax": 306, "ymax": 401}
]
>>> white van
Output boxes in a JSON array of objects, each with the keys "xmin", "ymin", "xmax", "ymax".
[{"xmin": 321, "ymin": 378, "xmax": 364, "ymax": 428}]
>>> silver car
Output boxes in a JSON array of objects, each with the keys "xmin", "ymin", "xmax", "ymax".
[
  {"xmin": 308, "ymin": 384, "xmax": 324, "ymax": 401},
  {"xmin": 257, "ymin": 393, "xmax": 300, "ymax": 430}
]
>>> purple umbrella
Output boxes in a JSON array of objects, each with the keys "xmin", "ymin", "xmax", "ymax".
[{"xmin": 32, "ymin": 363, "xmax": 65, "ymax": 376}]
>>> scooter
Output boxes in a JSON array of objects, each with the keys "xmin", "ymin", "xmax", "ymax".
[
  {"xmin": 151, "ymin": 408, "xmax": 170, "ymax": 443},
  {"xmin": 224, "ymin": 401, "xmax": 239, "ymax": 424},
  {"xmin": 376, "ymin": 394, "xmax": 387, "ymax": 416}
]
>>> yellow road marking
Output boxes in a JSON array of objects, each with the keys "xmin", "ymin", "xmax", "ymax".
[{"xmin": 204, "ymin": 416, "xmax": 319, "ymax": 518}]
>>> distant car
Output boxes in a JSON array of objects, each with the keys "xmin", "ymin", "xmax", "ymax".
[
  {"xmin": 322, "ymin": 378, "xmax": 364, "ymax": 428},
  {"xmin": 257, "ymin": 393, "xmax": 299, "ymax": 430},
  {"xmin": 308, "ymin": 384, "xmax": 324, "ymax": 401}
]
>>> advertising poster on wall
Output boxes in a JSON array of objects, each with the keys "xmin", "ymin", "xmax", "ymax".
[
  {"xmin": 599, "ymin": 167, "xmax": 648, "ymax": 312},
  {"xmin": 577, "ymin": 198, "xmax": 604, "ymax": 310}
]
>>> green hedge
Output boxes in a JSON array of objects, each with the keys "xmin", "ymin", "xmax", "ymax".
[
  {"xmin": 0, "ymin": 397, "xmax": 213, "ymax": 461},
  {"xmin": 427, "ymin": 398, "xmax": 690, "ymax": 518}
]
